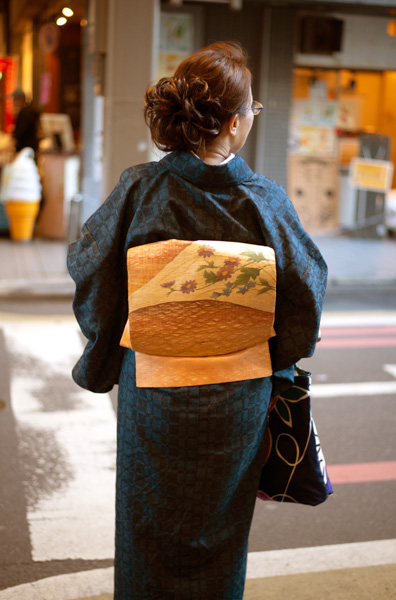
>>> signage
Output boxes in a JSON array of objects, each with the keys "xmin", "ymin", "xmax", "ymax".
[
  {"xmin": 0, "ymin": 56, "xmax": 18, "ymax": 133},
  {"xmin": 39, "ymin": 23, "xmax": 60, "ymax": 55},
  {"xmin": 350, "ymin": 158, "xmax": 394, "ymax": 193}
]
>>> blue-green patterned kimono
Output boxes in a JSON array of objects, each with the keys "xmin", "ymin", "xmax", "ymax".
[{"xmin": 68, "ymin": 151, "xmax": 327, "ymax": 600}]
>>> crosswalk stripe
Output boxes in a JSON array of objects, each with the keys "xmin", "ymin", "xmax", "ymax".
[
  {"xmin": 319, "ymin": 337, "xmax": 396, "ymax": 348},
  {"xmin": 311, "ymin": 380, "xmax": 396, "ymax": 397},
  {"xmin": 1, "ymin": 314, "xmax": 395, "ymax": 570},
  {"xmin": 321, "ymin": 312, "xmax": 396, "ymax": 327},
  {"xmin": 327, "ymin": 461, "xmax": 396, "ymax": 483},
  {"xmin": 2, "ymin": 319, "xmax": 116, "ymax": 562},
  {"xmin": 322, "ymin": 326, "xmax": 396, "ymax": 336}
]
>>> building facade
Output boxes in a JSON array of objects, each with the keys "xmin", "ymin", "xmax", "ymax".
[{"xmin": 4, "ymin": 0, "xmax": 396, "ymax": 229}]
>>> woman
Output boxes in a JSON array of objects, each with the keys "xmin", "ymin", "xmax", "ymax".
[{"xmin": 68, "ymin": 42, "xmax": 327, "ymax": 600}]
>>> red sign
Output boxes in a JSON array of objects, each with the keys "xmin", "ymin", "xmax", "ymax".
[{"xmin": 0, "ymin": 56, "xmax": 19, "ymax": 133}]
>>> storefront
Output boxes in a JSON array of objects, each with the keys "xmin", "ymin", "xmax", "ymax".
[
  {"xmin": 0, "ymin": 0, "xmax": 84, "ymax": 239},
  {"xmin": 288, "ymin": 11, "xmax": 396, "ymax": 236},
  {"xmin": 1, "ymin": 0, "xmax": 396, "ymax": 240},
  {"xmin": 80, "ymin": 0, "xmax": 396, "ymax": 238}
]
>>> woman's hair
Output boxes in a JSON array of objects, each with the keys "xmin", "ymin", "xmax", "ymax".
[{"xmin": 144, "ymin": 41, "xmax": 252, "ymax": 155}]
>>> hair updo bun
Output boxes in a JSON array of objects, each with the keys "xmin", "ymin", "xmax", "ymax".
[
  {"xmin": 144, "ymin": 41, "xmax": 252, "ymax": 155},
  {"xmin": 145, "ymin": 76, "xmax": 222, "ymax": 155}
]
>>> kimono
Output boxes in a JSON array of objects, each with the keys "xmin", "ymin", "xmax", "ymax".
[{"xmin": 68, "ymin": 151, "xmax": 327, "ymax": 600}]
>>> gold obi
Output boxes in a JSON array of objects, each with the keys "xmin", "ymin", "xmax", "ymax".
[{"xmin": 120, "ymin": 239, "xmax": 276, "ymax": 387}]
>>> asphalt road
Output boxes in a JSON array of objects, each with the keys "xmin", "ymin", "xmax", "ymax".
[
  {"xmin": 0, "ymin": 289, "xmax": 395, "ymax": 596},
  {"xmin": 250, "ymin": 310, "xmax": 396, "ymax": 552}
]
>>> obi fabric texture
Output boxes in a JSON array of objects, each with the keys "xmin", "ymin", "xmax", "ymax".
[
  {"xmin": 67, "ymin": 150, "xmax": 328, "ymax": 600},
  {"xmin": 120, "ymin": 239, "xmax": 276, "ymax": 387}
]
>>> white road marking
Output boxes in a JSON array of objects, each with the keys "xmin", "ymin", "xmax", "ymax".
[
  {"xmin": 321, "ymin": 312, "xmax": 396, "ymax": 327},
  {"xmin": 311, "ymin": 380, "xmax": 396, "ymax": 398},
  {"xmin": 384, "ymin": 363, "xmax": 396, "ymax": 379},
  {"xmin": 1, "ymin": 313, "xmax": 395, "ymax": 567},
  {"xmin": 1, "ymin": 539, "xmax": 396, "ymax": 599},
  {"xmin": 1, "ymin": 318, "xmax": 116, "ymax": 562},
  {"xmin": 246, "ymin": 538, "xmax": 396, "ymax": 579},
  {"xmin": 316, "ymin": 316, "xmax": 396, "ymax": 397}
]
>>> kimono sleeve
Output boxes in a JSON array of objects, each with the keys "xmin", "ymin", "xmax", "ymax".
[
  {"xmin": 67, "ymin": 173, "xmax": 133, "ymax": 393},
  {"xmin": 258, "ymin": 182, "xmax": 328, "ymax": 379}
]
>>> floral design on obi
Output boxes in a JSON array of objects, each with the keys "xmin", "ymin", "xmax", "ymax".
[
  {"xmin": 163, "ymin": 244, "xmax": 275, "ymax": 301},
  {"xmin": 180, "ymin": 280, "xmax": 197, "ymax": 294}
]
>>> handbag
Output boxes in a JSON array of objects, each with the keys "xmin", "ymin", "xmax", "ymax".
[{"xmin": 258, "ymin": 366, "xmax": 333, "ymax": 506}]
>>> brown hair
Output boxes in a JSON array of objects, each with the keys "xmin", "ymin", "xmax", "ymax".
[{"xmin": 144, "ymin": 41, "xmax": 252, "ymax": 155}]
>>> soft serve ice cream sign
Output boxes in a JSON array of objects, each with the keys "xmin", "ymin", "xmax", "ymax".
[{"xmin": 5, "ymin": 147, "xmax": 42, "ymax": 241}]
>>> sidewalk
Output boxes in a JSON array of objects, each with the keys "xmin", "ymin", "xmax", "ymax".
[
  {"xmin": 0, "ymin": 237, "xmax": 73, "ymax": 297},
  {"xmin": 0, "ymin": 232, "xmax": 396, "ymax": 298},
  {"xmin": 2, "ymin": 556, "xmax": 395, "ymax": 600}
]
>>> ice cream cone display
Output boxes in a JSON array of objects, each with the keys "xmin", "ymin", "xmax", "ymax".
[
  {"xmin": 4, "ymin": 147, "xmax": 42, "ymax": 242},
  {"xmin": 6, "ymin": 200, "xmax": 40, "ymax": 242}
]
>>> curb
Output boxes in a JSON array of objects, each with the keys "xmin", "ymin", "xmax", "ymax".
[
  {"xmin": 326, "ymin": 278, "xmax": 396, "ymax": 290},
  {"xmin": 0, "ymin": 278, "xmax": 75, "ymax": 299},
  {"xmin": 1, "ymin": 278, "xmax": 395, "ymax": 300},
  {"xmin": 0, "ymin": 568, "xmax": 113, "ymax": 600}
]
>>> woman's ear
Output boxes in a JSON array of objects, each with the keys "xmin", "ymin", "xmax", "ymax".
[{"xmin": 227, "ymin": 114, "xmax": 240, "ymax": 138}]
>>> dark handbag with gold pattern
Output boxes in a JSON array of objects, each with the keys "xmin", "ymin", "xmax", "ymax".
[{"xmin": 258, "ymin": 366, "xmax": 333, "ymax": 506}]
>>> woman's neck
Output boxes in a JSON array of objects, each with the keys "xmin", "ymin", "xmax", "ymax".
[
  {"xmin": 199, "ymin": 151, "xmax": 228, "ymax": 165},
  {"xmin": 197, "ymin": 139, "xmax": 233, "ymax": 165}
]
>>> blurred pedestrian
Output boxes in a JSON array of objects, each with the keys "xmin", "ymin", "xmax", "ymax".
[
  {"xmin": 68, "ymin": 41, "xmax": 327, "ymax": 599},
  {"xmin": 10, "ymin": 89, "xmax": 41, "ymax": 156}
]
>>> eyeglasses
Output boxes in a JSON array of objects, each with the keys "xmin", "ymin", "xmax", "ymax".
[{"xmin": 243, "ymin": 101, "xmax": 264, "ymax": 116}]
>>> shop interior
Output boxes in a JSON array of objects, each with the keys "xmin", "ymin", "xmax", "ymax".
[
  {"xmin": 0, "ymin": 3, "xmax": 84, "ymax": 240},
  {"xmin": 288, "ymin": 66, "xmax": 396, "ymax": 236},
  {"xmin": 0, "ymin": 3, "xmax": 395, "ymax": 240}
]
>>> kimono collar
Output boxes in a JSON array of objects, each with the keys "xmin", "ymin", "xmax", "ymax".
[{"xmin": 160, "ymin": 151, "xmax": 254, "ymax": 189}]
